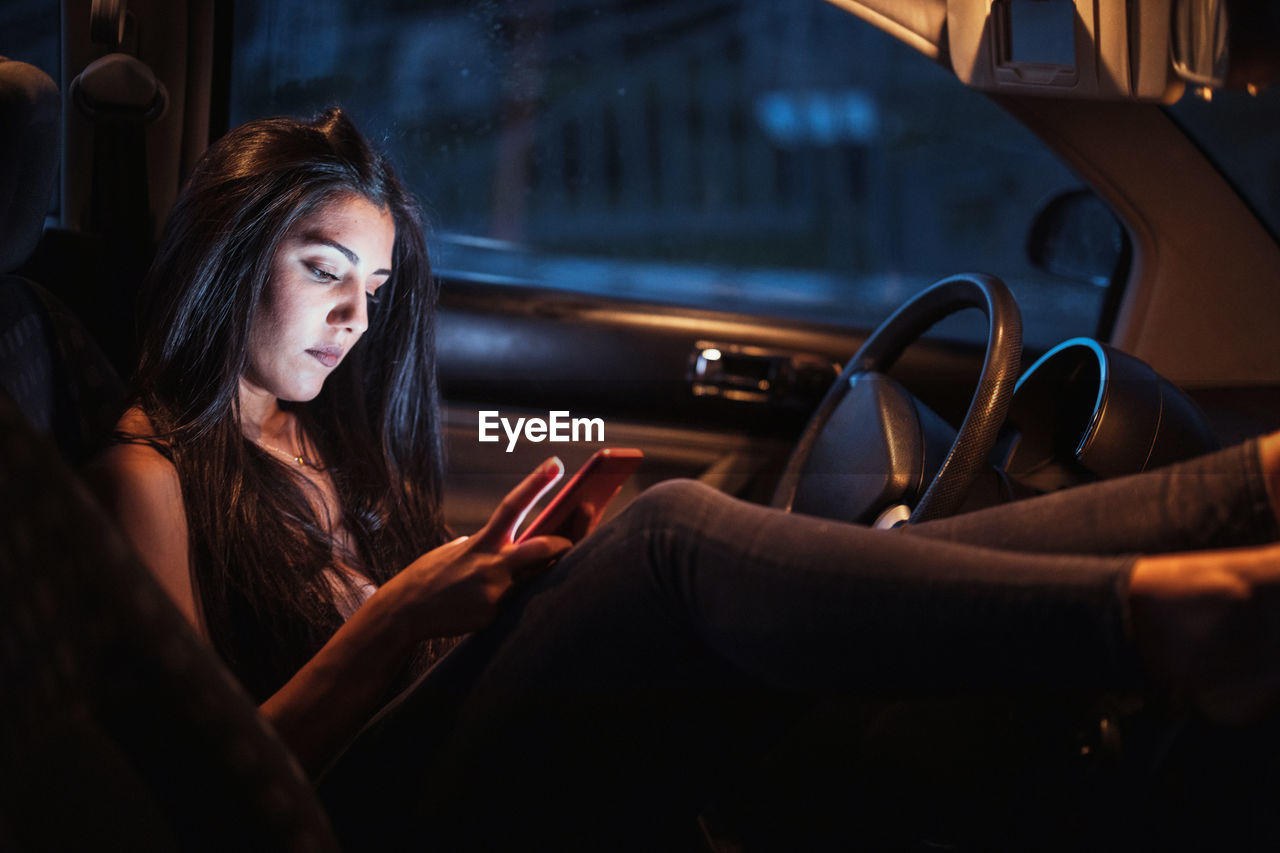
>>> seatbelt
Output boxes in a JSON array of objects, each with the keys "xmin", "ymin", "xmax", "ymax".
[{"xmin": 69, "ymin": 52, "xmax": 166, "ymax": 247}]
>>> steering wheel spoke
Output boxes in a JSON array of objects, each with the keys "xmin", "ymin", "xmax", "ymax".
[
  {"xmin": 773, "ymin": 274, "xmax": 1022, "ymax": 524},
  {"xmin": 790, "ymin": 373, "xmax": 956, "ymax": 524}
]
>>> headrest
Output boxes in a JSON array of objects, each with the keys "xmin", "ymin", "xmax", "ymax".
[
  {"xmin": 0, "ymin": 58, "xmax": 59, "ymax": 274},
  {"xmin": 70, "ymin": 53, "xmax": 167, "ymax": 122}
]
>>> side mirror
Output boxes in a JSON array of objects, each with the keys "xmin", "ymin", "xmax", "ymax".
[
  {"xmin": 1172, "ymin": 0, "xmax": 1280, "ymax": 92},
  {"xmin": 1172, "ymin": 0, "xmax": 1230, "ymax": 88},
  {"xmin": 1026, "ymin": 190, "xmax": 1126, "ymax": 287}
]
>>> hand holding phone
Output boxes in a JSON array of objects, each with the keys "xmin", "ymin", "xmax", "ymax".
[{"xmin": 516, "ymin": 448, "xmax": 643, "ymax": 544}]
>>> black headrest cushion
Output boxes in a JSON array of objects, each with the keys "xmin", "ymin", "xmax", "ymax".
[{"xmin": 0, "ymin": 57, "xmax": 60, "ymax": 274}]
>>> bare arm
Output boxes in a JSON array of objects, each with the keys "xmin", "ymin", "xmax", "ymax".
[
  {"xmin": 89, "ymin": 436, "xmax": 570, "ymax": 776},
  {"xmin": 262, "ymin": 459, "xmax": 571, "ymax": 773},
  {"xmin": 87, "ymin": 441, "xmax": 202, "ymax": 633}
]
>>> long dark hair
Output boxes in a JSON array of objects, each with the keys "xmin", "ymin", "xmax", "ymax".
[{"xmin": 131, "ymin": 108, "xmax": 449, "ymax": 700}]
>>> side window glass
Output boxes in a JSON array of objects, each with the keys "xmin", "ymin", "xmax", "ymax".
[
  {"xmin": 0, "ymin": 2, "xmax": 59, "ymax": 80},
  {"xmin": 231, "ymin": 1, "xmax": 1114, "ymax": 349},
  {"xmin": 1168, "ymin": 84, "xmax": 1280, "ymax": 243},
  {"xmin": 1, "ymin": 0, "xmax": 61, "ymax": 221}
]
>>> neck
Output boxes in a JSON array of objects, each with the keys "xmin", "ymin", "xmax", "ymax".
[
  {"xmin": 237, "ymin": 376, "xmax": 290, "ymax": 443},
  {"xmin": 237, "ymin": 378, "xmax": 325, "ymax": 471}
]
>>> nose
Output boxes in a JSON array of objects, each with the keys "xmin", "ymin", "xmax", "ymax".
[{"xmin": 328, "ymin": 280, "xmax": 368, "ymax": 336}]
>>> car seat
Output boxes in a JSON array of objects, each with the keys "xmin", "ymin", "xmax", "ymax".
[
  {"xmin": 0, "ymin": 389, "xmax": 340, "ymax": 851},
  {"xmin": 0, "ymin": 56, "xmax": 125, "ymax": 466},
  {"xmin": 0, "ymin": 56, "xmax": 342, "ymax": 850}
]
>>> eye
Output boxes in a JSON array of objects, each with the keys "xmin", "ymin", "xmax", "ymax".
[{"xmin": 308, "ymin": 264, "xmax": 340, "ymax": 282}]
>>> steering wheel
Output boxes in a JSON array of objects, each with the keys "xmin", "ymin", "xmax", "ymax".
[{"xmin": 771, "ymin": 273, "xmax": 1022, "ymax": 526}]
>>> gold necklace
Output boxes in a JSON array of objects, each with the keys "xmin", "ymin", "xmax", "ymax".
[{"xmin": 257, "ymin": 439, "xmax": 325, "ymax": 471}]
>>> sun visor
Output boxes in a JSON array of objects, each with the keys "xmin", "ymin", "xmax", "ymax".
[{"xmin": 946, "ymin": 0, "xmax": 1179, "ymax": 101}]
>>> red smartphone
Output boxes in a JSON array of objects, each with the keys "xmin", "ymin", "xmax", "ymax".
[{"xmin": 516, "ymin": 448, "xmax": 643, "ymax": 544}]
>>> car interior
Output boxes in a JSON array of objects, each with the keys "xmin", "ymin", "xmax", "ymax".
[{"xmin": 3, "ymin": 0, "xmax": 1280, "ymax": 849}]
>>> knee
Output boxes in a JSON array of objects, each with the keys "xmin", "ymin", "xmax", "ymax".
[
  {"xmin": 628, "ymin": 477, "xmax": 713, "ymax": 516},
  {"xmin": 616, "ymin": 478, "xmax": 722, "ymax": 537},
  {"xmin": 594, "ymin": 480, "xmax": 715, "ymax": 585}
]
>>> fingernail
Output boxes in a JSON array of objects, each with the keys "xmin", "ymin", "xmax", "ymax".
[{"xmin": 543, "ymin": 457, "xmax": 563, "ymax": 475}]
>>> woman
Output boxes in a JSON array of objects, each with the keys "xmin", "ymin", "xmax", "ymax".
[{"xmin": 91, "ymin": 108, "xmax": 1280, "ymax": 847}]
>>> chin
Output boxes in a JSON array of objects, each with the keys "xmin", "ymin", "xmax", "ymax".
[
  {"xmin": 275, "ymin": 378, "xmax": 327, "ymax": 403},
  {"xmin": 283, "ymin": 363, "xmax": 336, "ymax": 402},
  {"xmin": 290, "ymin": 386, "xmax": 326, "ymax": 403}
]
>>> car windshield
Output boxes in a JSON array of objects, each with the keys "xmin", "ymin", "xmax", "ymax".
[
  {"xmin": 1167, "ymin": 83, "xmax": 1280, "ymax": 242},
  {"xmin": 230, "ymin": 0, "xmax": 1114, "ymax": 350}
]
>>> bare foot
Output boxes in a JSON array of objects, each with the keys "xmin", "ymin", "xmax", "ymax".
[
  {"xmin": 1130, "ymin": 542, "xmax": 1280, "ymax": 724},
  {"xmin": 1260, "ymin": 431, "xmax": 1280, "ymax": 531}
]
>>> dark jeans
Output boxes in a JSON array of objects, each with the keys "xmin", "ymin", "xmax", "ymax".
[{"xmin": 319, "ymin": 440, "xmax": 1277, "ymax": 850}]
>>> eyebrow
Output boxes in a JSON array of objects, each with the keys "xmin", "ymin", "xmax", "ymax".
[{"xmin": 300, "ymin": 232, "xmax": 392, "ymax": 276}]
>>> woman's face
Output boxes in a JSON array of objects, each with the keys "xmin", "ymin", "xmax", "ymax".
[{"xmin": 243, "ymin": 193, "xmax": 395, "ymax": 404}]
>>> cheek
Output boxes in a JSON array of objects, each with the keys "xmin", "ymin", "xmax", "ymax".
[
  {"xmin": 247, "ymin": 302, "xmax": 279, "ymax": 355},
  {"xmin": 243, "ymin": 321, "xmax": 277, "ymax": 387},
  {"xmin": 252, "ymin": 279, "xmax": 310, "ymax": 342},
  {"xmin": 245, "ymin": 295, "xmax": 300, "ymax": 377}
]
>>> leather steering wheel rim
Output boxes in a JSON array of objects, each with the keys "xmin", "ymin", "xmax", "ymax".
[{"xmin": 772, "ymin": 273, "xmax": 1022, "ymax": 524}]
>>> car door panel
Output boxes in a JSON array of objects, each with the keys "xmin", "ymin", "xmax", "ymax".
[{"xmin": 437, "ymin": 276, "xmax": 992, "ymax": 532}]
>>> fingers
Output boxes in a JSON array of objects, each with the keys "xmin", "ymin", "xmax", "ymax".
[
  {"xmin": 510, "ymin": 534, "xmax": 573, "ymax": 562},
  {"xmin": 505, "ymin": 534, "xmax": 574, "ymax": 581},
  {"xmin": 474, "ymin": 457, "xmax": 564, "ymax": 547},
  {"xmin": 566, "ymin": 501, "xmax": 601, "ymax": 542}
]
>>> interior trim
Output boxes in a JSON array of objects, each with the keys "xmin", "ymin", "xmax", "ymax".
[{"xmin": 823, "ymin": 0, "xmax": 948, "ymax": 62}]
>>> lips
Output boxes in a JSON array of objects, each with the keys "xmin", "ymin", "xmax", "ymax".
[{"xmin": 306, "ymin": 345, "xmax": 343, "ymax": 368}]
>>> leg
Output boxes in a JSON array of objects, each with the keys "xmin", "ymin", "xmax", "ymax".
[
  {"xmin": 1130, "ymin": 539, "xmax": 1280, "ymax": 722},
  {"xmin": 907, "ymin": 438, "xmax": 1279, "ymax": 554},
  {"xmin": 322, "ymin": 480, "xmax": 1142, "ymax": 848},
  {"xmin": 320, "ymin": 442, "xmax": 1280, "ymax": 847},
  {"xmin": 454, "ymin": 479, "xmax": 1143, "ymax": 694}
]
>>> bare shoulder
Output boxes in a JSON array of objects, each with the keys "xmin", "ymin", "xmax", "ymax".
[
  {"xmin": 85, "ymin": 406, "xmax": 202, "ymax": 632},
  {"xmin": 115, "ymin": 405, "xmax": 156, "ymax": 436},
  {"xmin": 86, "ymin": 406, "xmax": 180, "ymax": 504}
]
